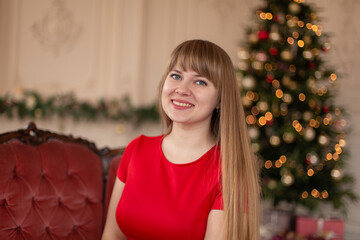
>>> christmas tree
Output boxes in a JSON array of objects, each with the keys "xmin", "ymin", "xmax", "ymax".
[{"xmin": 237, "ymin": 0, "xmax": 357, "ymax": 214}]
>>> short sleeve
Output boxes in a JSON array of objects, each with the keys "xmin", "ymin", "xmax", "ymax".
[
  {"xmin": 211, "ymin": 189, "xmax": 224, "ymax": 210},
  {"xmin": 116, "ymin": 136, "xmax": 141, "ymax": 183}
]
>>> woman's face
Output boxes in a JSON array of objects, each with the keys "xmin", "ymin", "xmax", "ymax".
[{"xmin": 161, "ymin": 65, "xmax": 219, "ymax": 130}]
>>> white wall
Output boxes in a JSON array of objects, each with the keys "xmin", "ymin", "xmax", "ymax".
[{"xmin": 0, "ymin": 0, "xmax": 359, "ymax": 236}]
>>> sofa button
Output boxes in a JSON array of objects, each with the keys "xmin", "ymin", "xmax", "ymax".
[
  {"xmin": 58, "ymin": 197, "xmax": 62, "ymax": 206},
  {"xmin": 45, "ymin": 226, "xmax": 50, "ymax": 234},
  {"xmin": 15, "ymin": 226, "xmax": 21, "ymax": 233},
  {"xmin": 0, "ymin": 199, "xmax": 5, "ymax": 206}
]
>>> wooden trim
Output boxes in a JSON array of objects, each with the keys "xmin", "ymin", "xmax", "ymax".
[{"xmin": 0, "ymin": 122, "xmax": 124, "ymax": 159}]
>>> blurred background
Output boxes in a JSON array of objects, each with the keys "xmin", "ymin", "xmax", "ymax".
[{"xmin": 0, "ymin": 0, "xmax": 359, "ymax": 239}]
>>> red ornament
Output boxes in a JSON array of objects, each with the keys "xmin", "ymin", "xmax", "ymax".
[
  {"xmin": 273, "ymin": 14, "xmax": 279, "ymax": 22},
  {"xmin": 322, "ymin": 47, "xmax": 328, "ymax": 53},
  {"xmin": 269, "ymin": 47, "xmax": 278, "ymax": 56},
  {"xmin": 308, "ymin": 62, "xmax": 316, "ymax": 70},
  {"xmin": 266, "ymin": 73, "xmax": 275, "ymax": 83},
  {"xmin": 266, "ymin": 119, "xmax": 274, "ymax": 126},
  {"xmin": 323, "ymin": 105, "xmax": 329, "ymax": 113},
  {"xmin": 258, "ymin": 30, "xmax": 269, "ymax": 40}
]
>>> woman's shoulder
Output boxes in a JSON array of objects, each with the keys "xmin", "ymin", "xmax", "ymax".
[{"xmin": 126, "ymin": 134, "xmax": 164, "ymax": 149}]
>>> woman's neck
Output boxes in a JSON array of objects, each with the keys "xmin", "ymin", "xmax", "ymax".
[{"xmin": 162, "ymin": 123, "xmax": 217, "ymax": 164}]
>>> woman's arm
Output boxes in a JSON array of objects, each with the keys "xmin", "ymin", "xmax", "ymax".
[
  {"xmin": 204, "ymin": 210, "xmax": 224, "ymax": 240},
  {"xmin": 102, "ymin": 177, "xmax": 127, "ymax": 240}
]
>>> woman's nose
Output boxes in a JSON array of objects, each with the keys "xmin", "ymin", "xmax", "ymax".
[{"xmin": 175, "ymin": 81, "xmax": 191, "ymax": 95}]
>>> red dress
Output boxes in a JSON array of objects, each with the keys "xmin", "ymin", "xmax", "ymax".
[{"xmin": 116, "ymin": 135, "xmax": 223, "ymax": 240}]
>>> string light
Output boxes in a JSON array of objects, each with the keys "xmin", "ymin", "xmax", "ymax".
[
  {"xmin": 266, "ymin": 13, "xmax": 273, "ymax": 20},
  {"xmin": 276, "ymin": 89, "xmax": 284, "ymax": 98},
  {"xmin": 301, "ymin": 191, "xmax": 309, "ymax": 199},
  {"xmin": 272, "ymin": 80, "xmax": 280, "ymax": 88},
  {"xmin": 311, "ymin": 189, "xmax": 320, "ymax": 198},
  {"xmin": 330, "ymin": 73, "xmax": 337, "ymax": 81},
  {"xmin": 275, "ymin": 160, "xmax": 282, "ymax": 168},
  {"xmin": 265, "ymin": 160, "xmax": 272, "ymax": 169},
  {"xmin": 258, "ymin": 116, "xmax": 267, "ymax": 126},
  {"xmin": 259, "ymin": 12, "xmax": 266, "ymax": 20},
  {"xmin": 287, "ymin": 37, "xmax": 295, "ymax": 45},
  {"xmin": 265, "ymin": 63, "xmax": 272, "ymax": 71},
  {"xmin": 251, "ymin": 106, "xmax": 260, "ymax": 115},
  {"xmin": 299, "ymin": 93, "xmax": 306, "ymax": 101},
  {"xmin": 265, "ymin": 112, "xmax": 273, "ymax": 121},
  {"xmin": 307, "ymin": 169, "xmax": 314, "ymax": 176},
  {"xmin": 292, "ymin": 32, "xmax": 299, "ymax": 39},
  {"xmin": 246, "ymin": 115, "xmax": 257, "ymax": 125},
  {"xmin": 321, "ymin": 190, "xmax": 329, "ymax": 199},
  {"xmin": 311, "ymin": 25, "xmax": 318, "ymax": 32},
  {"xmin": 339, "ymin": 139, "xmax": 346, "ymax": 147},
  {"xmin": 297, "ymin": 40, "xmax": 305, "ymax": 47}
]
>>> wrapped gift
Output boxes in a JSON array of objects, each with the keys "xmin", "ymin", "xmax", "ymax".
[{"xmin": 296, "ymin": 216, "xmax": 344, "ymax": 240}]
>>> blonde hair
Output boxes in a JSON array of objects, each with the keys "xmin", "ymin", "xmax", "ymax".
[{"xmin": 158, "ymin": 40, "xmax": 260, "ymax": 239}]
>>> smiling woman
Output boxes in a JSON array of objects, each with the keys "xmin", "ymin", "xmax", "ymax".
[{"xmin": 102, "ymin": 40, "xmax": 260, "ymax": 240}]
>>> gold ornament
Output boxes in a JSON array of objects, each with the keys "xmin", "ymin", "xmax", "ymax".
[
  {"xmin": 282, "ymin": 93, "xmax": 293, "ymax": 104},
  {"xmin": 281, "ymin": 172, "xmax": 295, "ymax": 186},
  {"xmin": 257, "ymin": 101, "xmax": 269, "ymax": 112},
  {"xmin": 237, "ymin": 48, "xmax": 249, "ymax": 60},
  {"xmin": 318, "ymin": 133, "xmax": 330, "ymax": 146},
  {"xmin": 270, "ymin": 135, "xmax": 281, "ymax": 146},
  {"xmin": 256, "ymin": 52, "xmax": 268, "ymax": 62},
  {"xmin": 306, "ymin": 152, "xmax": 319, "ymax": 165},
  {"xmin": 248, "ymin": 126, "xmax": 260, "ymax": 140},
  {"xmin": 267, "ymin": 179, "xmax": 277, "ymax": 189},
  {"xmin": 252, "ymin": 61, "xmax": 263, "ymax": 70},
  {"xmin": 283, "ymin": 131, "xmax": 295, "ymax": 143},
  {"xmin": 331, "ymin": 166, "xmax": 343, "ymax": 180},
  {"xmin": 289, "ymin": 3, "xmax": 301, "ymax": 14},
  {"xmin": 248, "ymin": 33, "xmax": 259, "ymax": 44},
  {"xmin": 303, "ymin": 50, "xmax": 313, "ymax": 60},
  {"xmin": 304, "ymin": 127, "xmax": 316, "ymax": 141},
  {"xmin": 280, "ymin": 50, "xmax": 293, "ymax": 61},
  {"xmin": 237, "ymin": 61, "xmax": 248, "ymax": 71},
  {"xmin": 241, "ymin": 76, "xmax": 256, "ymax": 90}
]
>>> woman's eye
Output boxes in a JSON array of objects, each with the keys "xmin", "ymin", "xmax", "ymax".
[
  {"xmin": 195, "ymin": 80, "xmax": 207, "ymax": 86},
  {"xmin": 170, "ymin": 74, "xmax": 181, "ymax": 80}
]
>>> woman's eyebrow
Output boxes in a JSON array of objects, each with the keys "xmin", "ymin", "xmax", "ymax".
[{"xmin": 171, "ymin": 68, "xmax": 206, "ymax": 78}]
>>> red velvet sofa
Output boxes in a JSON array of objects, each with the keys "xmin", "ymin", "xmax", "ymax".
[{"xmin": 0, "ymin": 122, "xmax": 124, "ymax": 239}]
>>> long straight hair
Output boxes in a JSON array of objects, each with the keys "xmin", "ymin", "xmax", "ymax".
[{"xmin": 158, "ymin": 39, "xmax": 260, "ymax": 239}]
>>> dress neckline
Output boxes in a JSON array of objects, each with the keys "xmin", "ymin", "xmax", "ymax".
[{"xmin": 158, "ymin": 135, "xmax": 217, "ymax": 167}]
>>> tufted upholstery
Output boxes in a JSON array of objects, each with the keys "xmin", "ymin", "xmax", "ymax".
[{"xmin": 0, "ymin": 123, "xmax": 124, "ymax": 240}]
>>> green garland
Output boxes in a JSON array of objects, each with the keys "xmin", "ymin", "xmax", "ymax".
[{"xmin": 0, "ymin": 89, "xmax": 159, "ymax": 125}]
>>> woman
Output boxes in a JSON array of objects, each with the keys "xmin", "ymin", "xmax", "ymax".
[{"xmin": 102, "ymin": 40, "xmax": 260, "ymax": 240}]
